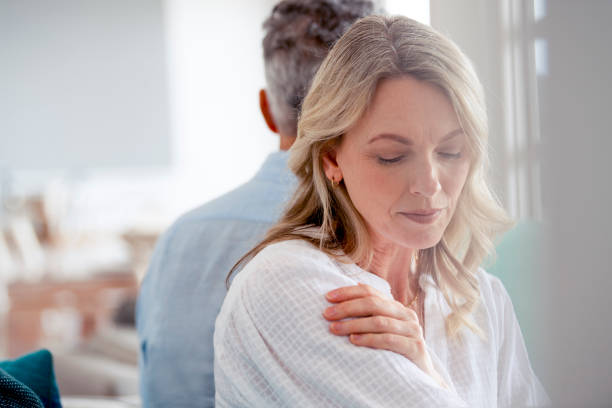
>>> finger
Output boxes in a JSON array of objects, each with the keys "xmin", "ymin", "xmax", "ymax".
[
  {"xmin": 325, "ymin": 283, "xmax": 385, "ymax": 303},
  {"xmin": 349, "ymin": 332, "xmax": 426, "ymax": 362},
  {"xmin": 329, "ymin": 315, "xmax": 422, "ymax": 338},
  {"xmin": 323, "ymin": 296, "xmax": 417, "ymax": 322}
]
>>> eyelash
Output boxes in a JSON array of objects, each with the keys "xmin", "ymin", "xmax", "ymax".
[
  {"xmin": 377, "ymin": 156, "xmax": 404, "ymax": 165},
  {"xmin": 377, "ymin": 152, "xmax": 462, "ymax": 165},
  {"xmin": 439, "ymin": 152, "xmax": 462, "ymax": 159}
]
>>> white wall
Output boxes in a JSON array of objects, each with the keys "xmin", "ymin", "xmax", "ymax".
[
  {"xmin": 0, "ymin": 0, "xmax": 171, "ymax": 170},
  {"xmin": 163, "ymin": 0, "xmax": 279, "ymax": 214},
  {"xmin": 386, "ymin": 0, "xmax": 429, "ymax": 23},
  {"xmin": 1, "ymin": 0, "xmax": 281, "ymax": 230},
  {"xmin": 0, "ymin": 0, "xmax": 176, "ymax": 232},
  {"xmin": 537, "ymin": 1, "xmax": 612, "ymax": 406}
]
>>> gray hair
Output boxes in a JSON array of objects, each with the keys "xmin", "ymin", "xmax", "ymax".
[{"xmin": 262, "ymin": 0, "xmax": 383, "ymax": 136}]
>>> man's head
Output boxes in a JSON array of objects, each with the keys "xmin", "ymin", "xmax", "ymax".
[{"xmin": 260, "ymin": 0, "xmax": 383, "ymax": 145}]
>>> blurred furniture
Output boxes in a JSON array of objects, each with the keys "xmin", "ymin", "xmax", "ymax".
[
  {"xmin": 5, "ymin": 273, "xmax": 137, "ymax": 358},
  {"xmin": 5, "ymin": 272, "xmax": 141, "ymax": 401},
  {"xmin": 61, "ymin": 395, "xmax": 141, "ymax": 408},
  {"xmin": 0, "ymin": 347, "xmax": 140, "ymax": 407},
  {"xmin": 53, "ymin": 324, "xmax": 139, "ymax": 398}
]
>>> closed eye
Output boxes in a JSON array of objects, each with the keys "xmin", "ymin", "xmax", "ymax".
[
  {"xmin": 377, "ymin": 156, "xmax": 404, "ymax": 165},
  {"xmin": 438, "ymin": 152, "xmax": 462, "ymax": 159}
]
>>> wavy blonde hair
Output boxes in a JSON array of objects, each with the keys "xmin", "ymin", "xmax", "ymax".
[{"xmin": 230, "ymin": 15, "xmax": 513, "ymax": 339}]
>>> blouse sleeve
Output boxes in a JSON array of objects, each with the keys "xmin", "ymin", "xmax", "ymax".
[
  {"xmin": 490, "ymin": 276, "xmax": 551, "ymax": 407},
  {"xmin": 214, "ymin": 242, "xmax": 468, "ymax": 407}
]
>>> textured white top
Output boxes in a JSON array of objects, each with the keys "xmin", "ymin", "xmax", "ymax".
[{"xmin": 214, "ymin": 239, "xmax": 550, "ymax": 407}]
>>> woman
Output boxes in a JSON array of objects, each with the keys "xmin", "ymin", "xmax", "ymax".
[{"xmin": 214, "ymin": 15, "xmax": 550, "ymax": 407}]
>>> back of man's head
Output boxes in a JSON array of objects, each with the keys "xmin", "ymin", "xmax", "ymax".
[{"xmin": 263, "ymin": 0, "xmax": 384, "ymax": 137}]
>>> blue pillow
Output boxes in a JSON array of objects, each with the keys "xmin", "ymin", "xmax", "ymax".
[{"xmin": 0, "ymin": 349, "xmax": 62, "ymax": 408}]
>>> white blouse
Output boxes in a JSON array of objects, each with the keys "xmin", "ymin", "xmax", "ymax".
[{"xmin": 214, "ymin": 239, "xmax": 550, "ymax": 407}]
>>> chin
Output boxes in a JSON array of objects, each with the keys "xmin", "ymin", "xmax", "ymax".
[
  {"xmin": 370, "ymin": 220, "xmax": 446, "ymax": 250},
  {"xmin": 412, "ymin": 239, "xmax": 442, "ymax": 250},
  {"xmin": 401, "ymin": 228, "xmax": 445, "ymax": 250}
]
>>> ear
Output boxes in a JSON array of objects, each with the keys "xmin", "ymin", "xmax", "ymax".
[
  {"xmin": 259, "ymin": 89, "xmax": 278, "ymax": 134},
  {"xmin": 321, "ymin": 146, "xmax": 343, "ymax": 183}
]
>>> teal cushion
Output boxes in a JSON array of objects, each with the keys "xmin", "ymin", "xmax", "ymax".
[
  {"xmin": 0, "ymin": 349, "xmax": 62, "ymax": 408},
  {"xmin": 0, "ymin": 367, "xmax": 44, "ymax": 407}
]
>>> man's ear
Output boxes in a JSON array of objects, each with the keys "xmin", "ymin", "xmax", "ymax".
[
  {"xmin": 259, "ymin": 89, "xmax": 278, "ymax": 134},
  {"xmin": 321, "ymin": 146, "xmax": 343, "ymax": 183}
]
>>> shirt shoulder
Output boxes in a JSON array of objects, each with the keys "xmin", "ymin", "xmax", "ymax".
[
  {"xmin": 473, "ymin": 268, "xmax": 520, "ymax": 350},
  {"xmin": 475, "ymin": 274, "xmax": 551, "ymax": 406},
  {"xmin": 214, "ymin": 239, "xmax": 470, "ymax": 406},
  {"xmin": 173, "ymin": 154, "xmax": 295, "ymax": 225},
  {"xmin": 221, "ymin": 239, "xmax": 367, "ymax": 338},
  {"xmin": 145, "ymin": 168, "xmax": 293, "ymax": 268},
  {"xmin": 475, "ymin": 268, "xmax": 514, "ymax": 313},
  {"xmin": 174, "ymin": 182, "xmax": 279, "ymax": 224},
  {"xmin": 236, "ymin": 240, "xmax": 356, "ymax": 298},
  {"xmin": 252, "ymin": 239, "xmax": 336, "ymax": 268}
]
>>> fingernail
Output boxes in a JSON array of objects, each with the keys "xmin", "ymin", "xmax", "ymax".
[
  {"xmin": 325, "ymin": 307, "xmax": 337, "ymax": 317},
  {"xmin": 326, "ymin": 290, "xmax": 339, "ymax": 300},
  {"xmin": 351, "ymin": 334, "xmax": 362, "ymax": 341}
]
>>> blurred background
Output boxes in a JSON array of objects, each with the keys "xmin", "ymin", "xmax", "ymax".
[{"xmin": 0, "ymin": 0, "xmax": 610, "ymax": 407}]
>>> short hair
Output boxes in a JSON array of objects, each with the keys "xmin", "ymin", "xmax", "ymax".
[{"xmin": 262, "ymin": 0, "xmax": 383, "ymax": 136}]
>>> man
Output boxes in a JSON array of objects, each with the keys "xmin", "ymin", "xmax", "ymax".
[{"xmin": 136, "ymin": 1, "xmax": 382, "ymax": 406}]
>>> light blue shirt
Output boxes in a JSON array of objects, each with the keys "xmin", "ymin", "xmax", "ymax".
[{"xmin": 136, "ymin": 151, "xmax": 296, "ymax": 407}]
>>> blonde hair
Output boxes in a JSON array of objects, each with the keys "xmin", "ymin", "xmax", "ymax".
[{"xmin": 230, "ymin": 15, "xmax": 513, "ymax": 339}]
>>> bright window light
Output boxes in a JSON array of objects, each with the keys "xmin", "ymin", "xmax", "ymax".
[{"xmin": 385, "ymin": 0, "xmax": 430, "ymax": 25}]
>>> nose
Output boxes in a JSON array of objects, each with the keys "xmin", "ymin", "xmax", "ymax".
[{"xmin": 409, "ymin": 155, "xmax": 441, "ymax": 198}]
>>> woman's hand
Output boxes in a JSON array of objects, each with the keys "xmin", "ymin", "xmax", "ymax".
[{"xmin": 323, "ymin": 283, "xmax": 448, "ymax": 389}]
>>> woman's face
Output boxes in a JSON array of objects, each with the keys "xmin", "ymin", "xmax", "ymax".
[{"xmin": 323, "ymin": 76, "xmax": 471, "ymax": 250}]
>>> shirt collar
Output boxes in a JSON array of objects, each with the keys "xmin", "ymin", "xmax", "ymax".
[{"xmin": 253, "ymin": 150, "xmax": 296, "ymax": 185}]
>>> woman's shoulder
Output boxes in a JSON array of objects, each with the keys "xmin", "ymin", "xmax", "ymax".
[
  {"xmin": 248, "ymin": 239, "xmax": 339, "ymax": 274},
  {"xmin": 474, "ymin": 268, "xmax": 511, "ymax": 302},
  {"xmin": 234, "ymin": 239, "xmax": 356, "ymax": 297},
  {"xmin": 220, "ymin": 240, "xmax": 364, "ymax": 338},
  {"xmin": 472, "ymin": 268, "xmax": 516, "ymax": 336},
  {"xmin": 257, "ymin": 239, "xmax": 331, "ymax": 260}
]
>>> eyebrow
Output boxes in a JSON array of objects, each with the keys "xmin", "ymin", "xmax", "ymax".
[{"xmin": 368, "ymin": 128, "xmax": 464, "ymax": 145}]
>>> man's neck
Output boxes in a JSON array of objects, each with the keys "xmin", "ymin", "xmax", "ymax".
[{"xmin": 279, "ymin": 133, "xmax": 296, "ymax": 151}]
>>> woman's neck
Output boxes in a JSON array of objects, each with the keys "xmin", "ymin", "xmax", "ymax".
[{"xmin": 362, "ymin": 241, "xmax": 420, "ymax": 306}]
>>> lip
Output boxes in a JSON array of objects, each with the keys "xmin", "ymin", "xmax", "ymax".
[{"xmin": 400, "ymin": 208, "xmax": 444, "ymax": 224}]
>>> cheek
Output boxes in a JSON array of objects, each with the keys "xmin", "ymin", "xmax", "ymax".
[
  {"xmin": 340, "ymin": 159, "xmax": 402, "ymax": 215},
  {"xmin": 441, "ymin": 162, "xmax": 470, "ymax": 206}
]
